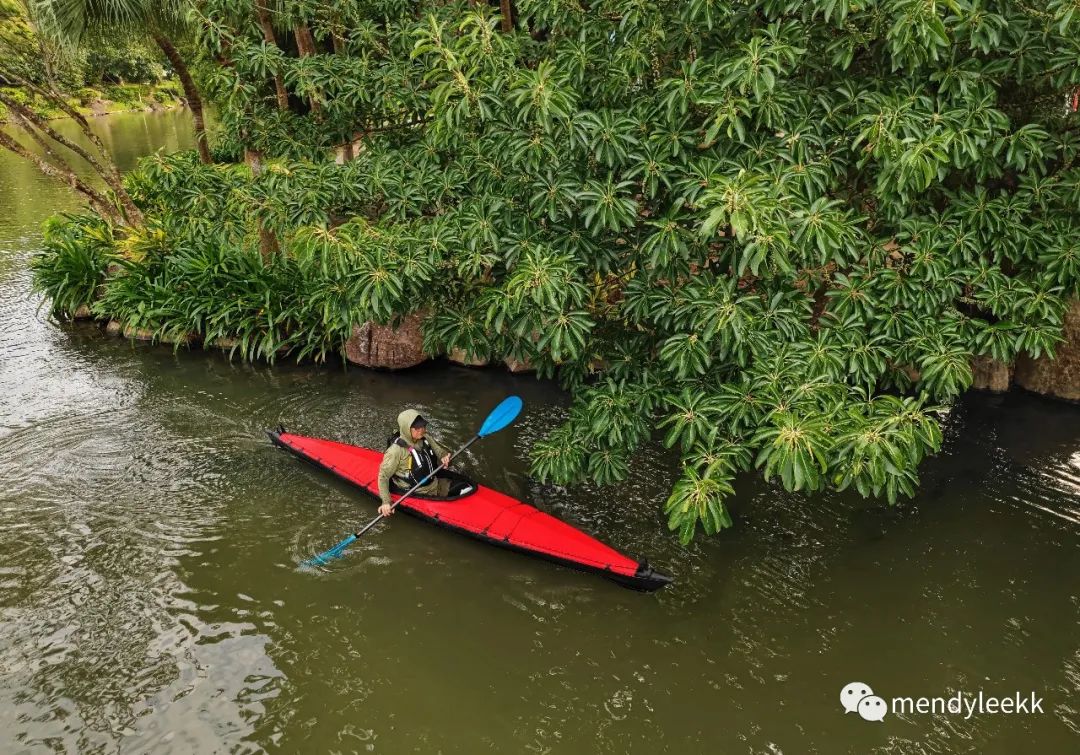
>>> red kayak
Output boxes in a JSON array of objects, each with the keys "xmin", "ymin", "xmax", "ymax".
[{"xmin": 269, "ymin": 430, "xmax": 672, "ymax": 591}]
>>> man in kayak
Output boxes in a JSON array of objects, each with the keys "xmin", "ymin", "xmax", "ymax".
[{"xmin": 377, "ymin": 409, "xmax": 452, "ymax": 516}]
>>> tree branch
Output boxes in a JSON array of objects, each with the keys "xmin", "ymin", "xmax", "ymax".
[
  {"xmin": 0, "ymin": 128, "xmax": 122, "ymax": 224},
  {"xmin": 4, "ymin": 70, "xmax": 113, "ymax": 158},
  {"xmin": 0, "ymin": 90, "xmax": 143, "ymax": 224},
  {"xmin": 1, "ymin": 68, "xmax": 143, "ymax": 220}
]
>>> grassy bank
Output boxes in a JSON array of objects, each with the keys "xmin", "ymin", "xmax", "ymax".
[{"xmin": 0, "ymin": 81, "xmax": 183, "ymax": 123}]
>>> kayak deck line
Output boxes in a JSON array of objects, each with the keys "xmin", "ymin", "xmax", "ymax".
[{"xmin": 269, "ymin": 429, "xmax": 673, "ymax": 591}]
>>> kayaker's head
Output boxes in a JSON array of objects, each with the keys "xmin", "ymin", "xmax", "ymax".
[
  {"xmin": 410, "ymin": 415, "xmax": 428, "ymax": 441},
  {"xmin": 397, "ymin": 409, "xmax": 428, "ymax": 444}
]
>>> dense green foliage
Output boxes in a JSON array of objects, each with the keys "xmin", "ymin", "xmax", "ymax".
[
  {"xmin": 37, "ymin": 160, "xmax": 438, "ymax": 358},
  {"xmin": 35, "ymin": 0, "xmax": 1080, "ymax": 540},
  {"xmin": 0, "ymin": 0, "xmax": 169, "ymax": 89},
  {"xmin": 32, "ymin": 214, "xmax": 115, "ymax": 316}
]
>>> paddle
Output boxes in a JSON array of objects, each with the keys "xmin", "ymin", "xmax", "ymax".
[{"xmin": 303, "ymin": 395, "xmax": 524, "ymax": 567}]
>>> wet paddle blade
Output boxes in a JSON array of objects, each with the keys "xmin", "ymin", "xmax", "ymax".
[
  {"xmin": 303, "ymin": 533, "xmax": 357, "ymax": 566},
  {"xmin": 478, "ymin": 395, "xmax": 523, "ymax": 437}
]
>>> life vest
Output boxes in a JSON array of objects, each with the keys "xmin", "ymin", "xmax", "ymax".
[{"xmin": 389, "ymin": 433, "xmax": 439, "ymax": 488}]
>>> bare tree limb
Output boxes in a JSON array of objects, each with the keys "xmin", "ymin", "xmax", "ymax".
[
  {"xmin": 0, "ymin": 127, "xmax": 122, "ymax": 224},
  {"xmin": 0, "ymin": 90, "xmax": 143, "ymax": 224},
  {"xmin": 1, "ymin": 67, "xmax": 144, "ymax": 219},
  {"xmin": 4, "ymin": 70, "xmax": 114, "ymax": 157}
]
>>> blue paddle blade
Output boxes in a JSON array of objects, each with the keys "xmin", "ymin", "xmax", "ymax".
[
  {"xmin": 304, "ymin": 533, "xmax": 357, "ymax": 566},
  {"xmin": 478, "ymin": 395, "xmax": 523, "ymax": 437}
]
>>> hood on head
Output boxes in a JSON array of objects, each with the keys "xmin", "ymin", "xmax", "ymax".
[{"xmin": 397, "ymin": 409, "xmax": 423, "ymax": 444}]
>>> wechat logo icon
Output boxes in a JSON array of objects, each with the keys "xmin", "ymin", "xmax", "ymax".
[{"xmin": 841, "ymin": 682, "xmax": 887, "ymax": 722}]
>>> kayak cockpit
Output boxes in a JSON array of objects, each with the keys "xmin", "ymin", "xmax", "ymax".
[{"xmin": 391, "ymin": 469, "xmax": 478, "ymax": 501}]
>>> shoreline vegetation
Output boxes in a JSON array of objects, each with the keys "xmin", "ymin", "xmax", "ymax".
[
  {"xmin": 0, "ymin": 81, "xmax": 183, "ymax": 123},
  {"xmin": 13, "ymin": 1, "xmax": 1080, "ymax": 542}
]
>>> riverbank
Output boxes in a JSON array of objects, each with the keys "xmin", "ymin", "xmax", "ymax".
[{"xmin": 0, "ymin": 81, "xmax": 182, "ymax": 123}]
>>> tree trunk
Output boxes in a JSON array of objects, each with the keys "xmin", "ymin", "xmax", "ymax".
[
  {"xmin": 153, "ymin": 33, "xmax": 212, "ymax": 164},
  {"xmin": 295, "ymin": 24, "xmax": 317, "ymax": 56},
  {"xmin": 500, "ymin": 0, "xmax": 513, "ymax": 32},
  {"xmin": 293, "ymin": 24, "xmax": 321, "ymax": 112},
  {"xmin": 244, "ymin": 149, "xmax": 280, "ymax": 259},
  {"xmin": 330, "ymin": 14, "xmax": 346, "ymax": 56},
  {"xmin": 255, "ymin": 3, "xmax": 290, "ymax": 112}
]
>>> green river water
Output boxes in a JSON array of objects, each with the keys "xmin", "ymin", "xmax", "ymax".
[{"xmin": 1, "ymin": 110, "xmax": 1079, "ymax": 753}]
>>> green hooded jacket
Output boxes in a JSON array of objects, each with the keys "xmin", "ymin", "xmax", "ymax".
[{"xmin": 377, "ymin": 409, "xmax": 448, "ymax": 506}]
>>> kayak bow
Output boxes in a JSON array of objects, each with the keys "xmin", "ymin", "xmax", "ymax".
[{"xmin": 269, "ymin": 429, "xmax": 673, "ymax": 592}]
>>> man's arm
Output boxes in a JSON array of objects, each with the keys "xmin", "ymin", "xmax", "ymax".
[
  {"xmin": 377, "ymin": 446, "xmax": 403, "ymax": 507},
  {"xmin": 427, "ymin": 435, "xmax": 448, "ymax": 460}
]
